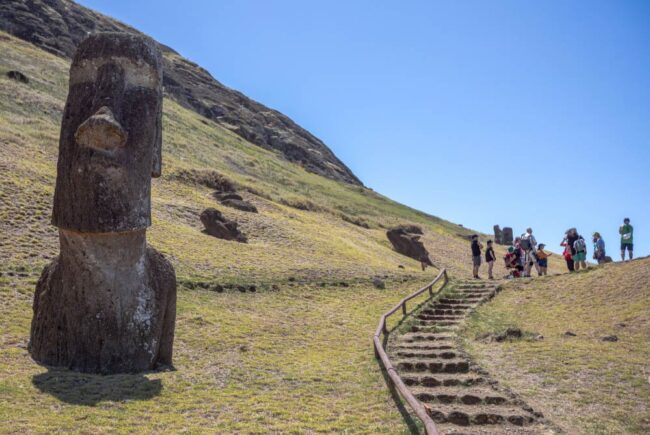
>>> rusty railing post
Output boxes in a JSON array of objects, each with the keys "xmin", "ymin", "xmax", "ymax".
[{"xmin": 402, "ymin": 302, "xmax": 407, "ymax": 316}]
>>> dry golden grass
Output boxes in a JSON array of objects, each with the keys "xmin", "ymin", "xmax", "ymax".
[
  {"xmin": 460, "ymin": 258, "xmax": 650, "ymax": 434},
  {"xmin": 1, "ymin": 28, "xmax": 635, "ymax": 434},
  {"xmin": 0, "ymin": 30, "xmax": 477, "ymax": 432}
]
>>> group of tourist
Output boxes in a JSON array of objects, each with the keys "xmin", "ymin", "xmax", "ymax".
[{"xmin": 470, "ymin": 218, "xmax": 635, "ymax": 279}]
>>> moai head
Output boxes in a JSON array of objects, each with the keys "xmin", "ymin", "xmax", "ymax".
[{"xmin": 52, "ymin": 32, "xmax": 163, "ymax": 232}]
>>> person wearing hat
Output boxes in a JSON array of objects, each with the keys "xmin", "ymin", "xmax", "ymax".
[
  {"xmin": 619, "ymin": 218, "xmax": 634, "ymax": 261},
  {"xmin": 593, "ymin": 232, "xmax": 606, "ymax": 264},
  {"xmin": 535, "ymin": 243, "xmax": 552, "ymax": 276}
]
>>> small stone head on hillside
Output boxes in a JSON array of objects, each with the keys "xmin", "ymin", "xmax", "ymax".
[{"xmin": 52, "ymin": 32, "xmax": 164, "ymax": 233}]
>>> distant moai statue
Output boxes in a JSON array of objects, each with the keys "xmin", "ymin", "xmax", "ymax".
[
  {"xmin": 29, "ymin": 33, "xmax": 176, "ymax": 374},
  {"xmin": 501, "ymin": 227, "xmax": 514, "ymax": 245},
  {"xmin": 493, "ymin": 225, "xmax": 503, "ymax": 244}
]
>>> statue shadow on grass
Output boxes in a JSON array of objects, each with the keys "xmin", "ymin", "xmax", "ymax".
[{"xmin": 32, "ymin": 369, "xmax": 162, "ymax": 406}]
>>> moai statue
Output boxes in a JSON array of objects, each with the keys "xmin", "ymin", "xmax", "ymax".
[
  {"xmin": 493, "ymin": 225, "xmax": 503, "ymax": 244},
  {"xmin": 29, "ymin": 33, "xmax": 176, "ymax": 374},
  {"xmin": 502, "ymin": 227, "xmax": 514, "ymax": 245}
]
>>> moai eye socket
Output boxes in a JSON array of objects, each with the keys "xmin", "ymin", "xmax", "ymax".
[{"xmin": 53, "ymin": 32, "xmax": 164, "ymax": 233}]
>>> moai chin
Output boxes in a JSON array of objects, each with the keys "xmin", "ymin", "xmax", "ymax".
[{"xmin": 30, "ymin": 33, "xmax": 177, "ymax": 374}]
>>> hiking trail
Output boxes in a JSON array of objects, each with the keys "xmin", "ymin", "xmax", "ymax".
[{"xmin": 386, "ymin": 279, "xmax": 556, "ymax": 434}]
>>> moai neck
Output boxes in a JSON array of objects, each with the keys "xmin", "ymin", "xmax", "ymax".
[{"xmin": 58, "ymin": 229, "xmax": 148, "ymax": 289}]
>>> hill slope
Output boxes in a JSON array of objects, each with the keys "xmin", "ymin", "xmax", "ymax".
[
  {"xmin": 0, "ymin": 29, "xmax": 484, "ymax": 433},
  {"xmin": 0, "ymin": 30, "xmax": 481, "ymax": 285},
  {"xmin": 460, "ymin": 258, "xmax": 650, "ymax": 434},
  {"xmin": 0, "ymin": 0, "xmax": 361, "ymax": 184}
]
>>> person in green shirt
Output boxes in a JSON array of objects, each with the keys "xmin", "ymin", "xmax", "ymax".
[{"xmin": 619, "ymin": 217, "xmax": 634, "ymax": 261}]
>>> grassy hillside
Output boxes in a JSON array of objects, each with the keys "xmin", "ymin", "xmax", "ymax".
[
  {"xmin": 0, "ymin": 29, "xmax": 583, "ymax": 433},
  {"xmin": 0, "ymin": 30, "xmax": 484, "ymax": 284},
  {"xmin": 460, "ymin": 258, "xmax": 650, "ymax": 434},
  {"xmin": 0, "ymin": 30, "xmax": 492, "ymax": 432}
]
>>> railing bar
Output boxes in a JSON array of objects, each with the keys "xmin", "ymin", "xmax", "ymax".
[{"xmin": 373, "ymin": 268, "xmax": 447, "ymax": 435}]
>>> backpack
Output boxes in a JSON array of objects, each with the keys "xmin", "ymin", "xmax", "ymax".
[
  {"xmin": 520, "ymin": 234, "xmax": 532, "ymax": 251},
  {"xmin": 574, "ymin": 237, "xmax": 586, "ymax": 253}
]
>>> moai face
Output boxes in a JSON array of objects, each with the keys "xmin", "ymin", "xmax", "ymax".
[{"xmin": 52, "ymin": 33, "xmax": 163, "ymax": 233}]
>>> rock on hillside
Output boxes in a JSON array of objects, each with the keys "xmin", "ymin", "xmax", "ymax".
[{"xmin": 0, "ymin": 0, "xmax": 362, "ymax": 185}]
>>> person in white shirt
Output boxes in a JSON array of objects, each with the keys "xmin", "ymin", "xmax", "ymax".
[{"xmin": 521, "ymin": 228, "xmax": 539, "ymax": 277}]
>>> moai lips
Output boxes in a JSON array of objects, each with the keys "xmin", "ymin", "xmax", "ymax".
[{"xmin": 30, "ymin": 33, "xmax": 176, "ymax": 374}]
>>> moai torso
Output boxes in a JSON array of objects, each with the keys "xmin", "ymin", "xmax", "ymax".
[
  {"xmin": 30, "ymin": 33, "xmax": 176, "ymax": 374},
  {"xmin": 502, "ymin": 227, "xmax": 514, "ymax": 246}
]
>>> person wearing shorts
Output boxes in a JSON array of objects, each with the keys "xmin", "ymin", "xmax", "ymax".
[
  {"xmin": 573, "ymin": 249, "xmax": 587, "ymax": 263},
  {"xmin": 619, "ymin": 218, "xmax": 634, "ymax": 261},
  {"xmin": 536, "ymin": 243, "xmax": 552, "ymax": 275}
]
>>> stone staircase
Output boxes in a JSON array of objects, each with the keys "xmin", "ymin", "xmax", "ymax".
[{"xmin": 388, "ymin": 280, "xmax": 554, "ymax": 434}]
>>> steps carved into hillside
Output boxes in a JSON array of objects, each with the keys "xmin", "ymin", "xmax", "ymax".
[{"xmin": 388, "ymin": 281, "xmax": 554, "ymax": 434}]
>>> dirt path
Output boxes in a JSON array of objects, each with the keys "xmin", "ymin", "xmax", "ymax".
[{"xmin": 388, "ymin": 280, "xmax": 556, "ymax": 434}]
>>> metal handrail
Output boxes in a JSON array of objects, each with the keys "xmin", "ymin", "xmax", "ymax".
[{"xmin": 373, "ymin": 269, "xmax": 449, "ymax": 435}]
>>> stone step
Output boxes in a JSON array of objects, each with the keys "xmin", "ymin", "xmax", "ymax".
[
  {"xmin": 417, "ymin": 314, "xmax": 465, "ymax": 320},
  {"xmin": 396, "ymin": 333, "xmax": 455, "ymax": 342},
  {"xmin": 415, "ymin": 320, "xmax": 462, "ymax": 326},
  {"xmin": 411, "ymin": 386, "xmax": 510, "ymax": 406},
  {"xmin": 401, "ymin": 373, "xmax": 486, "ymax": 388},
  {"xmin": 394, "ymin": 349, "xmax": 459, "ymax": 359},
  {"xmin": 410, "ymin": 326, "xmax": 457, "ymax": 334},
  {"xmin": 429, "ymin": 308, "xmax": 467, "ymax": 316},
  {"xmin": 431, "ymin": 304, "xmax": 474, "ymax": 310},
  {"xmin": 425, "ymin": 404, "xmax": 537, "ymax": 427},
  {"xmin": 437, "ymin": 298, "xmax": 470, "ymax": 305},
  {"xmin": 390, "ymin": 343, "xmax": 455, "ymax": 351},
  {"xmin": 396, "ymin": 358, "xmax": 470, "ymax": 374},
  {"xmin": 432, "ymin": 424, "xmax": 544, "ymax": 434}
]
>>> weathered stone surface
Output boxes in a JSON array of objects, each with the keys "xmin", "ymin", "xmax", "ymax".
[
  {"xmin": 396, "ymin": 224, "xmax": 423, "ymax": 235},
  {"xmin": 212, "ymin": 192, "xmax": 242, "ymax": 201},
  {"xmin": 502, "ymin": 227, "xmax": 514, "ymax": 245},
  {"xmin": 0, "ymin": 0, "xmax": 362, "ymax": 185},
  {"xmin": 30, "ymin": 33, "xmax": 176, "ymax": 374},
  {"xmin": 52, "ymin": 32, "xmax": 163, "ymax": 232},
  {"xmin": 6, "ymin": 69, "xmax": 28, "ymax": 83},
  {"xmin": 386, "ymin": 226, "xmax": 433, "ymax": 266},
  {"xmin": 493, "ymin": 225, "xmax": 503, "ymax": 244},
  {"xmin": 200, "ymin": 208, "xmax": 247, "ymax": 242},
  {"xmin": 220, "ymin": 198, "xmax": 257, "ymax": 213},
  {"xmin": 31, "ymin": 231, "xmax": 176, "ymax": 373}
]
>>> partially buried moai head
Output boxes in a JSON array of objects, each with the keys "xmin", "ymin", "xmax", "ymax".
[{"xmin": 52, "ymin": 32, "xmax": 163, "ymax": 233}]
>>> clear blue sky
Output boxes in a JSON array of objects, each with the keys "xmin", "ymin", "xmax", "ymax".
[{"xmin": 79, "ymin": 0, "xmax": 649, "ymax": 257}]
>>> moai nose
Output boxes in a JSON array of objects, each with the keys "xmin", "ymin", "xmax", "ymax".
[{"xmin": 74, "ymin": 106, "xmax": 127, "ymax": 151}]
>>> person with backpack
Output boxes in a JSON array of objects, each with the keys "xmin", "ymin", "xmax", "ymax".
[
  {"xmin": 471, "ymin": 235, "xmax": 483, "ymax": 279},
  {"xmin": 572, "ymin": 232, "xmax": 588, "ymax": 270},
  {"xmin": 520, "ymin": 228, "xmax": 538, "ymax": 277},
  {"xmin": 619, "ymin": 218, "xmax": 634, "ymax": 261},
  {"xmin": 593, "ymin": 232, "xmax": 606, "ymax": 264}
]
